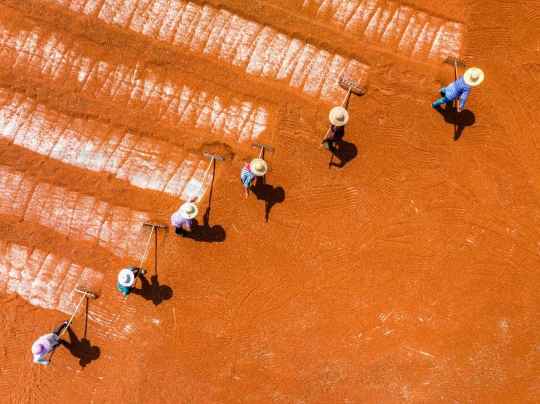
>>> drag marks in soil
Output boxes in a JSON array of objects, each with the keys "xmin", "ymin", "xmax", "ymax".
[
  {"xmin": 42, "ymin": 0, "xmax": 369, "ymax": 103},
  {"xmin": 0, "ymin": 239, "xmax": 103, "ymax": 314},
  {"xmin": 0, "ymin": 90, "xmax": 212, "ymax": 199},
  {"xmin": 0, "ymin": 17, "xmax": 268, "ymax": 142},
  {"xmin": 0, "ymin": 165, "xmax": 149, "ymax": 258},
  {"xmin": 302, "ymin": 0, "xmax": 464, "ymax": 63}
]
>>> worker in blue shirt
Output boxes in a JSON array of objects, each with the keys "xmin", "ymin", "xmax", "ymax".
[{"xmin": 432, "ymin": 67, "xmax": 484, "ymax": 111}]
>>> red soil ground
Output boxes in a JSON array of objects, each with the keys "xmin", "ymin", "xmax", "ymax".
[{"xmin": 0, "ymin": 0, "xmax": 539, "ymax": 403}]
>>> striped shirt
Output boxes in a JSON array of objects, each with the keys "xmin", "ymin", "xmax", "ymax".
[
  {"xmin": 444, "ymin": 76, "xmax": 471, "ymax": 109},
  {"xmin": 240, "ymin": 164, "xmax": 255, "ymax": 188}
]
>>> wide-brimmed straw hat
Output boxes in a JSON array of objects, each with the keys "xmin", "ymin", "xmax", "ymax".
[
  {"xmin": 118, "ymin": 268, "xmax": 135, "ymax": 287},
  {"xmin": 179, "ymin": 202, "xmax": 198, "ymax": 220},
  {"xmin": 463, "ymin": 67, "xmax": 484, "ymax": 87},
  {"xmin": 329, "ymin": 106, "xmax": 349, "ymax": 126},
  {"xmin": 249, "ymin": 158, "xmax": 268, "ymax": 177}
]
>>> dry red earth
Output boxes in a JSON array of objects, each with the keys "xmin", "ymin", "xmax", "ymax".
[{"xmin": 0, "ymin": 0, "xmax": 539, "ymax": 403}]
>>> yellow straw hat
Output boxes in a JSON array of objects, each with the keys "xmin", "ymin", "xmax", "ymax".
[
  {"xmin": 329, "ymin": 106, "xmax": 349, "ymax": 126},
  {"xmin": 179, "ymin": 202, "xmax": 198, "ymax": 220},
  {"xmin": 463, "ymin": 67, "xmax": 485, "ymax": 87},
  {"xmin": 250, "ymin": 158, "xmax": 268, "ymax": 177}
]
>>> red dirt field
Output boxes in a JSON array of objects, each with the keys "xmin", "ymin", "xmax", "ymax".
[{"xmin": 0, "ymin": 0, "xmax": 539, "ymax": 403}]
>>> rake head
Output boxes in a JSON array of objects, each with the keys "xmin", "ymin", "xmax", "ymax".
[
  {"xmin": 143, "ymin": 222, "xmax": 168, "ymax": 229},
  {"xmin": 203, "ymin": 152, "xmax": 225, "ymax": 161},
  {"xmin": 74, "ymin": 287, "xmax": 98, "ymax": 299},
  {"xmin": 443, "ymin": 56, "xmax": 466, "ymax": 68},
  {"xmin": 338, "ymin": 76, "xmax": 366, "ymax": 96},
  {"xmin": 251, "ymin": 143, "xmax": 275, "ymax": 152}
]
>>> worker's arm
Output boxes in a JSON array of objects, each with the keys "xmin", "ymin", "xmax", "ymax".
[{"xmin": 458, "ymin": 86, "xmax": 471, "ymax": 112}]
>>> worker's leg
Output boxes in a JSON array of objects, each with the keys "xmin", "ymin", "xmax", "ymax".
[{"xmin": 432, "ymin": 96, "xmax": 450, "ymax": 108}]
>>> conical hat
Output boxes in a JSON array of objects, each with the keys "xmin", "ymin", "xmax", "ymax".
[
  {"xmin": 329, "ymin": 106, "xmax": 349, "ymax": 126},
  {"xmin": 249, "ymin": 158, "xmax": 268, "ymax": 177},
  {"xmin": 118, "ymin": 268, "xmax": 135, "ymax": 287},
  {"xmin": 463, "ymin": 67, "xmax": 484, "ymax": 87},
  {"xmin": 179, "ymin": 202, "xmax": 198, "ymax": 219}
]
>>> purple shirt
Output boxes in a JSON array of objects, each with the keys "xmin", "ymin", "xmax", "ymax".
[
  {"xmin": 170, "ymin": 210, "xmax": 194, "ymax": 228},
  {"xmin": 32, "ymin": 333, "xmax": 59, "ymax": 364}
]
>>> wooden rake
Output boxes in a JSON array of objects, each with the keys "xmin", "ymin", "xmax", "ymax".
[{"xmin": 57, "ymin": 287, "xmax": 98, "ymax": 338}]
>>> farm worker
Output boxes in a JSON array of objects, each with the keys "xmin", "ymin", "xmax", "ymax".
[
  {"xmin": 241, "ymin": 158, "xmax": 268, "ymax": 198},
  {"xmin": 171, "ymin": 201, "xmax": 198, "ymax": 236},
  {"xmin": 117, "ymin": 266, "xmax": 145, "ymax": 297},
  {"xmin": 31, "ymin": 320, "xmax": 69, "ymax": 365},
  {"xmin": 432, "ymin": 67, "xmax": 484, "ymax": 111},
  {"xmin": 323, "ymin": 106, "xmax": 348, "ymax": 150}
]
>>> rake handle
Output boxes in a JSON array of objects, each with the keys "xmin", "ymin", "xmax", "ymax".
[
  {"xmin": 195, "ymin": 157, "xmax": 215, "ymax": 204},
  {"xmin": 58, "ymin": 293, "xmax": 87, "ymax": 338},
  {"xmin": 341, "ymin": 87, "xmax": 352, "ymax": 108}
]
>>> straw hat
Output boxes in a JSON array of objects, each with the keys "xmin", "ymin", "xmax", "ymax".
[
  {"xmin": 249, "ymin": 158, "xmax": 268, "ymax": 177},
  {"xmin": 31, "ymin": 342, "xmax": 46, "ymax": 355},
  {"xmin": 463, "ymin": 67, "xmax": 484, "ymax": 87},
  {"xmin": 179, "ymin": 202, "xmax": 198, "ymax": 220},
  {"xmin": 329, "ymin": 106, "xmax": 349, "ymax": 126},
  {"xmin": 118, "ymin": 268, "xmax": 135, "ymax": 287}
]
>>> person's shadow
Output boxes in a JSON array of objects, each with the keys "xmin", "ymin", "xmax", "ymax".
[
  {"xmin": 185, "ymin": 208, "xmax": 226, "ymax": 242},
  {"xmin": 133, "ymin": 273, "xmax": 173, "ymax": 306},
  {"xmin": 325, "ymin": 125, "xmax": 358, "ymax": 168},
  {"xmin": 60, "ymin": 327, "xmax": 100, "ymax": 367},
  {"xmin": 434, "ymin": 104, "xmax": 476, "ymax": 141},
  {"xmin": 252, "ymin": 177, "xmax": 285, "ymax": 222}
]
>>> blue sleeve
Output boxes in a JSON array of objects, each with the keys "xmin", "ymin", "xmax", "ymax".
[{"xmin": 459, "ymin": 85, "xmax": 471, "ymax": 109}]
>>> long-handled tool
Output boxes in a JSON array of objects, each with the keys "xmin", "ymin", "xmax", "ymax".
[
  {"xmin": 321, "ymin": 75, "xmax": 366, "ymax": 145},
  {"xmin": 137, "ymin": 221, "xmax": 167, "ymax": 274},
  {"xmin": 338, "ymin": 75, "xmax": 366, "ymax": 109},
  {"xmin": 58, "ymin": 287, "xmax": 97, "ymax": 338},
  {"xmin": 251, "ymin": 143, "xmax": 274, "ymax": 172},
  {"xmin": 195, "ymin": 152, "xmax": 224, "ymax": 203},
  {"xmin": 443, "ymin": 55, "xmax": 466, "ymax": 137},
  {"xmin": 444, "ymin": 56, "xmax": 466, "ymax": 80}
]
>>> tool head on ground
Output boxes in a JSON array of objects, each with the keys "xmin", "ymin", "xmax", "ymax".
[
  {"xmin": 251, "ymin": 143, "xmax": 275, "ymax": 153},
  {"xmin": 179, "ymin": 201, "xmax": 199, "ymax": 220},
  {"xmin": 338, "ymin": 76, "xmax": 366, "ymax": 96},
  {"xmin": 74, "ymin": 287, "xmax": 98, "ymax": 299},
  {"xmin": 143, "ymin": 222, "xmax": 168, "ymax": 230},
  {"xmin": 463, "ymin": 67, "xmax": 484, "ymax": 87},
  {"xmin": 249, "ymin": 158, "xmax": 268, "ymax": 177},
  {"xmin": 251, "ymin": 142, "xmax": 275, "ymax": 159},
  {"xmin": 203, "ymin": 152, "xmax": 225, "ymax": 161},
  {"xmin": 118, "ymin": 269, "xmax": 136, "ymax": 288},
  {"xmin": 443, "ymin": 55, "xmax": 466, "ymax": 68},
  {"xmin": 329, "ymin": 106, "xmax": 349, "ymax": 127}
]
